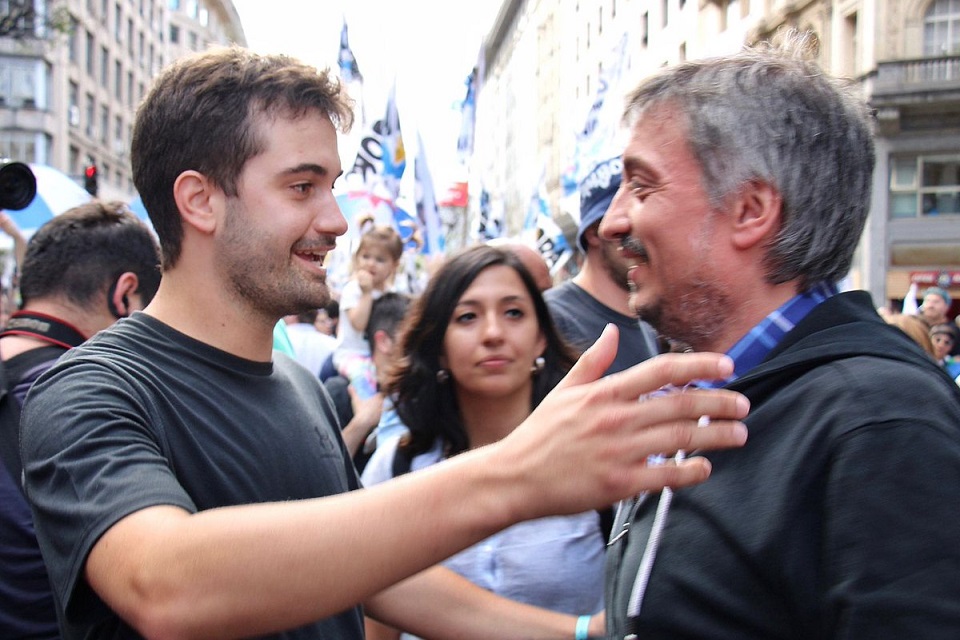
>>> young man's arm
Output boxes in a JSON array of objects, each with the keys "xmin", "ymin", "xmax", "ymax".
[{"xmin": 83, "ymin": 326, "xmax": 749, "ymax": 639}]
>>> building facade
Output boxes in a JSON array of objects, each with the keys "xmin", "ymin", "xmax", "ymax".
[
  {"xmin": 473, "ymin": 0, "xmax": 960, "ymax": 311},
  {"xmin": 0, "ymin": 0, "xmax": 245, "ymax": 201}
]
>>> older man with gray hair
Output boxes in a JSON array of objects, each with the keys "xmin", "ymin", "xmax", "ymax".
[{"xmin": 599, "ymin": 32, "xmax": 960, "ymax": 638}]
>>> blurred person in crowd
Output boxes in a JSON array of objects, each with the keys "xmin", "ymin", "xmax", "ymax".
[
  {"xmin": 285, "ymin": 309, "xmax": 337, "ymax": 378},
  {"xmin": 325, "ymin": 291, "xmax": 412, "ymax": 471},
  {"xmin": 333, "ymin": 225, "xmax": 403, "ymax": 398},
  {"xmin": 884, "ymin": 312, "xmax": 936, "ymax": 358},
  {"xmin": 19, "ymin": 46, "xmax": 748, "ymax": 640},
  {"xmin": 361, "ymin": 245, "xmax": 604, "ymax": 640},
  {"xmin": 919, "ymin": 286, "xmax": 951, "ymax": 329},
  {"xmin": 598, "ymin": 31, "xmax": 960, "ymax": 638},
  {"xmin": 486, "ymin": 237, "xmax": 553, "ymax": 291},
  {"xmin": 315, "ymin": 299, "xmax": 339, "ymax": 336},
  {"xmin": 1, "ymin": 201, "xmax": 160, "ymax": 639},
  {"xmin": 930, "ymin": 322, "xmax": 960, "ymax": 378},
  {"xmin": 0, "ymin": 211, "xmax": 28, "ymax": 328},
  {"xmin": 546, "ymin": 157, "xmax": 660, "ymax": 375}
]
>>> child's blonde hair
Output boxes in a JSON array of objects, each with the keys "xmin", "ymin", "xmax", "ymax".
[{"xmin": 354, "ymin": 224, "xmax": 404, "ymax": 264}]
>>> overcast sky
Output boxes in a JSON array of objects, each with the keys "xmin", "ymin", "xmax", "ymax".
[{"xmin": 231, "ymin": 0, "xmax": 500, "ymax": 188}]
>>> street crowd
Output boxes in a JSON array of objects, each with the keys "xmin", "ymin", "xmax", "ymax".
[{"xmin": 2, "ymin": 28, "xmax": 960, "ymax": 640}]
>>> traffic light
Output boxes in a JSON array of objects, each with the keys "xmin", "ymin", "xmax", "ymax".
[{"xmin": 83, "ymin": 164, "xmax": 98, "ymax": 196}]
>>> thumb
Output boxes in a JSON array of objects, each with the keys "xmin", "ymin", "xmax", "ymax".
[{"xmin": 554, "ymin": 323, "xmax": 619, "ymax": 391}]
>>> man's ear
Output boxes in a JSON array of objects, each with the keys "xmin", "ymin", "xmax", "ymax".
[
  {"xmin": 372, "ymin": 329, "xmax": 393, "ymax": 356},
  {"xmin": 730, "ymin": 181, "xmax": 782, "ymax": 251},
  {"xmin": 108, "ymin": 272, "xmax": 140, "ymax": 318},
  {"xmin": 173, "ymin": 170, "xmax": 222, "ymax": 235},
  {"xmin": 582, "ymin": 224, "xmax": 601, "ymax": 251}
]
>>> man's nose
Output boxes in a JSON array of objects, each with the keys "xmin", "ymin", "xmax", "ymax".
[
  {"xmin": 324, "ymin": 197, "xmax": 349, "ymax": 237},
  {"xmin": 599, "ymin": 190, "xmax": 629, "ymax": 240}
]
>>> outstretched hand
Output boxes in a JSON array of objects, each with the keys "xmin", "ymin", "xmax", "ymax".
[{"xmin": 492, "ymin": 324, "xmax": 749, "ymax": 522}]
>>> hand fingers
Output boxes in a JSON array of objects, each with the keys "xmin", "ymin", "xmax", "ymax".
[
  {"xmin": 553, "ymin": 324, "xmax": 619, "ymax": 391},
  {"xmin": 607, "ymin": 352, "xmax": 736, "ymax": 401}
]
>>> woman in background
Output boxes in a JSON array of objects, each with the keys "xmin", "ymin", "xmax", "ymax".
[{"xmin": 361, "ymin": 244, "xmax": 605, "ymax": 640}]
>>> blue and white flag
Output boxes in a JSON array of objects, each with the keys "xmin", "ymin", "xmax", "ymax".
[
  {"xmin": 475, "ymin": 188, "xmax": 503, "ymax": 242},
  {"xmin": 344, "ymin": 82, "xmax": 405, "ymax": 202},
  {"xmin": 457, "ymin": 68, "xmax": 478, "ymax": 165},
  {"xmin": 338, "ymin": 19, "xmax": 363, "ymax": 84},
  {"xmin": 523, "ymin": 173, "xmax": 573, "ymax": 275},
  {"xmin": 415, "ymin": 131, "xmax": 444, "ymax": 256},
  {"xmin": 564, "ymin": 31, "xmax": 630, "ymax": 200},
  {"xmin": 522, "ymin": 171, "xmax": 549, "ymax": 244}
]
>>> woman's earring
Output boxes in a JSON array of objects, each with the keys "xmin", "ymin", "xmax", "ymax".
[
  {"xmin": 531, "ymin": 356, "xmax": 545, "ymax": 375},
  {"xmin": 436, "ymin": 369, "xmax": 450, "ymax": 383}
]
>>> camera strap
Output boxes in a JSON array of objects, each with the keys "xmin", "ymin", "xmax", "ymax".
[{"xmin": 0, "ymin": 311, "xmax": 87, "ymax": 350}]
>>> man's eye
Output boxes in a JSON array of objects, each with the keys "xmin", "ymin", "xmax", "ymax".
[{"xmin": 292, "ymin": 183, "xmax": 312, "ymax": 194}]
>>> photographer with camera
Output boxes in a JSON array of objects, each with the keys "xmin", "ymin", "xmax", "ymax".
[{"xmin": 0, "ymin": 201, "xmax": 161, "ymax": 639}]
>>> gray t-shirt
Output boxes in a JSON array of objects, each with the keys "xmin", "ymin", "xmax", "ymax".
[
  {"xmin": 21, "ymin": 312, "xmax": 363, "ymax": 640},
  {"xmin": 545, "ymin": 281, "xmax": 659, "ymax": 375}
]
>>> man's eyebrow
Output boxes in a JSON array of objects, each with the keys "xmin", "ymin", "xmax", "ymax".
[{"xmin": 282, "ymin": 163, "xmax": 334, "ymax": 177}]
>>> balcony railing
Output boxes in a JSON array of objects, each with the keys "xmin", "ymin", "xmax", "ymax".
[{"xmin": 875, "ymin": 55, "xmax": 960, "ymax": 88}]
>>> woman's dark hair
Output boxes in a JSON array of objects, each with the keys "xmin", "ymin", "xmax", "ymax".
[{"xmin": 385, "ymin": 244, "xmax": 578, "ymax": 458}]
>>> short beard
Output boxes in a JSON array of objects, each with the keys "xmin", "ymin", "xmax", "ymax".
[{"xmin": 634, "ymin": 277, "xmax": 729, "ymax": 352}]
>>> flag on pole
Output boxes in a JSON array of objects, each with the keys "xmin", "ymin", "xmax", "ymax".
[
  {"xmin": 563, "ymin": 31, "xmax": 630, "ymax": 199},
  {"xmin": 380, "ymin": 82, "xmax": 405, "ymax": 202},
  {"xmin": 338, "ymin": 19, "xmax": 363, "ymax": 84},
  {"xmin": 522, "ymin": 171, "xmax": 549, "ymax": 245},
  {"xmin": 523, "ymin": 173, "xmax": 574, "ymax": 275},
  {"xmin": 415, "ymin": 132, "xmax": 444, "ymax": 256},
  {"xmin": 344, "ymin": 81, "xmax": 405, "ymax": 202},
  {"xmin": 475, "ymin": 188, "xmax": 503, "ymax": 242},
  {"xmin": 902, "ymin": 281, "xmax": 920, "ymax": 315},
  {"xmin": 457, "ymin": 68, "xmax": 478, "ymax": 165}
]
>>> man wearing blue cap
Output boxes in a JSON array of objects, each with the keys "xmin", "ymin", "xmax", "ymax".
[{"xmin": 545, "ymin": 157, "xmax": 660, "ymax": 375}]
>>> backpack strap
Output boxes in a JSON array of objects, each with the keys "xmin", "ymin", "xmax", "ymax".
[
  {"xmin": 391, "ymin": 442, "xmax": 414, "ymax": 477},
  {"xmin": 0, "ymin": 360, "xmax": 24, "ymax": 492},
  {"xmin": 0, "ymin": 346, "xmax": 71, "ymax": 495}
]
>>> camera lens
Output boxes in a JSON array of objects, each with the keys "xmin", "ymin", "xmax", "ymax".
[{"xmin": 0, "ymin": 160, "xmax": 38, "ymax": 211}]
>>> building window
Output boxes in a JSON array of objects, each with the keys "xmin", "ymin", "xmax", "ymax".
[
  {"xmin": 115, "ymin": 60, "xmax": 122, "ymax": 100},
  {"xmin": 170, "ymin": 24, "xmax": 180, "ymax": 43},
  {"xmin": 68, "ymin": 16, "xmax": 79, "ymax": 63},
  {"xmin": 641, "ymin": 11, "xmax": 649, "ymax": 47},
  {"xmin": 100, "ymin": 45, "xmax": 109, "ymax": 87},
  {"xmin": 85, "ymin": 30, "xmax": 95, "ymax": 76},
  {"xmin": 890, "ymin": 155, "xmax": 960, "ymax": 218},
  {"xmin": 100, "ymin": 105, "xmax": 109, "ymax": 143},
  {"xmin": 662, "ymin": 0, "xmax": 669, "ymax": 27},
  {"xmin": 85, "ymin": 93, "xmax": 95, "ymax": 137},
  {"xmin": 70, "ymin": 145, "xmax": 80, "ymax": 175},
  {"xmin": 0, "ymin": 58, "xmax": 39, "ymax": 109},
  {"xmin": 924, "ymin": 0, "xmax": 960, "ymax": 56}
]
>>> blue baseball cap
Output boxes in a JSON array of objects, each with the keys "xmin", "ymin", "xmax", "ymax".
[
  {"xmin": 577, "ymin": 157, "xmax": 622, "ymax": 253},
  {"xmin": 923, "ymin": 286, "xmax": 952, "ymax": 307}
]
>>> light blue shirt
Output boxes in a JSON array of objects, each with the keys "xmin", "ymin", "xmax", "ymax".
[{"xmin": 361, "ymin": 436, "xmax": 605, "ymax": 628}]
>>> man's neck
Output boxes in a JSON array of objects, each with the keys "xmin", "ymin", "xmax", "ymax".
[
  {"xmin": 145, "ymin": 270, "xmax": 277, "ymax": 362},
  {"xmin": 0, "ymin": 301, "xmax": 101, "ymax": 359}
]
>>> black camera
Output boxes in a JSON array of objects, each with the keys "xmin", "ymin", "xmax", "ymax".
[{"xmin": 0, "ymin": 160, "xmax": 38, "ymax": 211}]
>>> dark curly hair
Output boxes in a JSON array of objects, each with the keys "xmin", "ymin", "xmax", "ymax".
[{"xmin": 385, "ymin": 244, "xmax": 579, "ymax": 458}]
